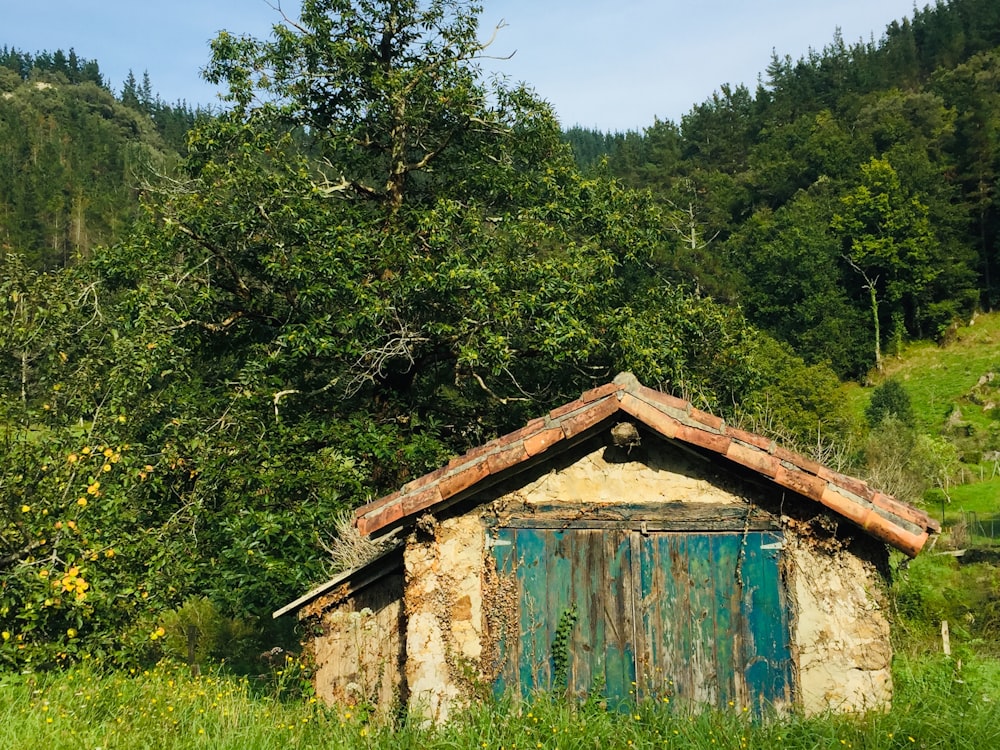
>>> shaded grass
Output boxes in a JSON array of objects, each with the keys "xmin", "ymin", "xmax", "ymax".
[{"xmin": 2, "ymin": 653, "xmax": 1000, "ymax": 749}]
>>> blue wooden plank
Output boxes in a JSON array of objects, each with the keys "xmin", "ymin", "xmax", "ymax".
[
  {"xmin": 514, "ymin": 527, "xmax": 550, "ymax": 695},
  {"xmin": 602, "ymin": 531, "xmax": 635, "ymax": 709},
  {"xmin": 685, "ymin": 533, "xmax": 718, "ymax": 708},
  {"xmin": 640, "ymin": 533, "xmax": 691, "ymax": 702},
  {"xmin": 544, "ymin": 529, "xmax": 574, "ymax": 693},
  {"xmin": 568, "ymin": 529, "xmax": 593, "ymax": 698},
  {"xmin": 740, "ymin": 531, "xmax": 793, "ymax": 711},
  {"xmin": 709, "ymin": 533, "xmax": 740, "ymax": 708}
]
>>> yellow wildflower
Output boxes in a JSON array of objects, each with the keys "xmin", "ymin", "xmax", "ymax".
[{"xmin": 77, "ymin": 498, "xmax": 87, "ymax": 507}]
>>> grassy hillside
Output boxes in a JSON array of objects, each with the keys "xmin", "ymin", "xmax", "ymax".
[{"xmin": 843, "ymin": 312, "xmax": 1000, "ymax": 521}]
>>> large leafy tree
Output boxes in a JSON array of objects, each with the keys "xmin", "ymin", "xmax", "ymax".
[
  {"xmin": 3, "ymin": 0, "xmax": 763, "ymax": 664},
  {"xmin": 832, "ymin": 157, "xmax": 939, "ymax": 371}
]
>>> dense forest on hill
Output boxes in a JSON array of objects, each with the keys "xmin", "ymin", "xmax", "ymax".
[
  {"xmin": 1, "ymin": 0, "xmax": 999, "ymax": 668},
  {"xmin": 0, "ymin": 47, "xmax": 205, "ymax": 267},
  {"xmin": 565, "ymin": 0, "xmax": 1000, "ymax": 377}
]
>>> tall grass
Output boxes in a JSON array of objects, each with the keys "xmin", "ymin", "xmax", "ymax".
[{"xmin": 2, "ymin": 653, "xmax": 999, "ymax": 749}]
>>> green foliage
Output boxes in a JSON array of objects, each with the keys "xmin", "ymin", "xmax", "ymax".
[
  {"xmin": 866, "ymin": 379, "xmax": 915, "ymax": 427},
  {"xmin": 549, "ymin": 606, "xmax": 577, "ymax": 691},
  {"xmin": 892, "ymin": 552, "xmax": 1000, "ymax": 652},
  {"xmin": 156, "ymin": 597, "xmax": 257, "ymax": 670},
  {"xmin": 6, "ymin": 0, "xmax": 1000, "ymax": 679},
  {"xmin": 1, "ymin": 0, "xmax": 766, "ymax": 666},
  {"xmin": 737, "ymin": 335, "xmax": 855, "ymax": 451}
]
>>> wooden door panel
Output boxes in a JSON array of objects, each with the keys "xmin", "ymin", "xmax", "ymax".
[{"xmin": 490, "ymin": 527, "xmax": 792, "ymax": 711}]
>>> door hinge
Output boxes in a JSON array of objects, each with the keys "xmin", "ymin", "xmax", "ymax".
[{"xmin": 485, "ymin": 534, "xmax": 511, "ymax": 549}]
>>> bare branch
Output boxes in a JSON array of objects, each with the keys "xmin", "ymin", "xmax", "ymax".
[
  {"xmin": 470, "ymin": 370, "xmax": 530, "ymax": 405},
  {"xmin": 167, "ymin": 312, "xmax": 245, "ymax": 333}
]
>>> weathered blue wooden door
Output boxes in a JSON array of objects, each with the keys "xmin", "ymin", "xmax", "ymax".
[{"xmin": 490, "ymin": 526, "xmax": 792, "ymax": 711}]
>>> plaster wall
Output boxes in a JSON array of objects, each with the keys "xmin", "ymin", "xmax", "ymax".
[
  {"xmin": 498, "ymin": 441, "xmax": 739, "ymax": 509},
  {"xmin": 308, "ymin": 575, "xmax": 405, "ymax": 711},
  {"xmin": 786, "ymin": 537, "xmax": 893, "ymax": 713},
  {"xmin": 403, "ymin": 514, "xmax": 486, "ymax": 722}
]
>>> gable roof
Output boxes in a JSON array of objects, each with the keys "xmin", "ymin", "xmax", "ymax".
[{"xmin": 355, "ymin": 372, "xmax": 939, "ymax": 557}]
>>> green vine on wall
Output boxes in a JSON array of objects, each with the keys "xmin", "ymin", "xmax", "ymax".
[{"xmin": 551, "ymin": 606, "xmax": 578, "ymax": 691}]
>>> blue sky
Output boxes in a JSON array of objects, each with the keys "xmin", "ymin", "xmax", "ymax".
[{"xmin": 7, "ymin": 1, "xmax": 920, "ymax": 132}]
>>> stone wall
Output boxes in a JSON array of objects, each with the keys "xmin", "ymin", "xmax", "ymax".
[
  {"xmin": 403, "ymin": 514, "xmax": 486, "ymax": 722},
  {"xmin": 308, "ymin": 573, "xmax": 405, "ymax": 711},
  {"xmin": 785, "ymin": 536, "xmax": 893, "ymax": 713}
]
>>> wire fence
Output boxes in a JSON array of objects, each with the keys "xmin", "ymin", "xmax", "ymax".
[{"xmin": 955, "ymin": 511, "xmax": 1000, "ymax": 547}]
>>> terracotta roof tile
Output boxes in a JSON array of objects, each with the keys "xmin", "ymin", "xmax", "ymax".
[
  {"xmin": 356, "ymin": 496, "xmax": 406, "ymax": 537},
  {"xmin": 400, "ymin": 484, "xmax": 443, "ymax": 517},
  {"xmin": 486, "ymin": 441, "xmax": 530, "ymax": 475},
  {"xmin": 580, "ymin": 382, "xmax": 624, "ymax": 403},
  {"xmin": 437, "ymin": 458, "xmax": 491, "ymax": 500},
  {"xmin": 873, "ymin": 491, "xmax": 941, "ymax": 533},
  {"xmin": 772, "ymin": 445, "xmax": 828, "ymax": 479},
  {"xmin": 632, "ymin": 387, "xmax": 691, "ymax": 423},
  {"xmin": 724, "ymin": 426, "xmax": 773, "ymax": 452},
  {"xmin": 689, "ymin": 406, "xmax": 726, "ymax": 432},
  {"xmin": 502, "ymin": 417, "xmax": 548, "ymax": 445},
  {"xmin": 559, "ymin": 396, "xmax": 620, "ymax": 439},
  {"xmin": 350, "ymin": 373, "xmax": 939, "ymax": 556},
  {"xmin": 675, "ymin": 423, "xmax": 732, "ymax": 454},
  {"xmin": 523, "ymin": 426, "xmax": 566, "ymax": 457},
  {"xmin": 548, "ymin": 398, "xmax": 587, "ymax": 420},
  {"xmin": 774, "ymin": 465, "xmax": 827, "ymax": 503},
  {"xmin": 726, "ymin": 440, "xmax": 780, "ymax": 478},
  {"xmin": 619, "ymin": 391, "xmax": 680, "ymax": 438},
  {"xmin": 400, "ymin": 465, "xmax": 448, "ymax": 495},
  {"xmin": 353, "ymin": 488, "xmax": 402, "ymax": 522}
]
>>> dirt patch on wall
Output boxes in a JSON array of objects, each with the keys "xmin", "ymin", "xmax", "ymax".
[
  {"xmin": 495, "ymin": 439, "xmax": 744, "ymax": 512},
  {"xmin": 307, "ymin": 574, "xmax": 406, "ymax": 711}
]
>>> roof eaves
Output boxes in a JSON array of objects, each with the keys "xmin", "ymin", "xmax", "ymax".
[{"xmin": 271, "ymin": 540, "xmax": 403, "ymax": 619}]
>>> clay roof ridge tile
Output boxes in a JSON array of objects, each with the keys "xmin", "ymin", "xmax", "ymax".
[
  {"xmin": 824, "ymin": 482, "xmax": 925, "ymax": 537},
  {"xmin": 628, "ymin": 388, "xmax": 691, "ymax": 426}
]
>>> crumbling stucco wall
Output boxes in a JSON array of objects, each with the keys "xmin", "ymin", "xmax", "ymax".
[
  {"xmin": 785, "ymin": 536, "xmax": 893, "ymax": 713},
  {"xmin": 497, "ymin": 441, "xmax": 740, "ymax": 509},
  {"xmin": 403, "ymin": 514, "xmax": 486, "ymax": 722},
  {"xmin": 307, "ymin": 574, "xmax": 405, "ymax": 711}
]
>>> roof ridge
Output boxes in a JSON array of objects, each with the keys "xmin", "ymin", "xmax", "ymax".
[{"xmin": 353, "ymin": 374, "xmax": 939, "ymax": 556}]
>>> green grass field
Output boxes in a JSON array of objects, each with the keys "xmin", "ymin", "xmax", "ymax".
[{"xmin": 1, "ymin": 654, "xmax": 999, "ymax": 750}]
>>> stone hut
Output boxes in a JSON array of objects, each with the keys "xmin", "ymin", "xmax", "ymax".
[{"xmin": 274, "ymin": 374, "xmax": 939, "ymax": 721}]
